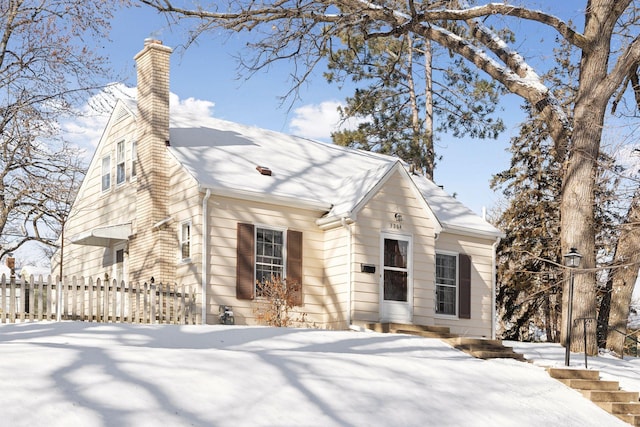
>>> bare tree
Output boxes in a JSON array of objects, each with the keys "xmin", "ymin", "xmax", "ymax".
[
  {"xmin": 140, "ymin": 0, "xmax": 640, "ymax": 354},
  {"xmin": 0, "ymin": 0, "xmax": 125, "ymax": 259}
]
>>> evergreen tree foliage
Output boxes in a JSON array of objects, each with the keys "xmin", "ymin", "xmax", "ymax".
[
  {"xmin": 492, "ymin": 113, "xmax": 563, "ymax": 341},
  {"xmin": 324, "ymin": 28, "xmax": 504, "ymax": 179}
]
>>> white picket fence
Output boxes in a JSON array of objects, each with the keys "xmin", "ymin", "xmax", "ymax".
[{"xmin": 0, "ymin": 275, "xmax": 199, "ymax": 325}]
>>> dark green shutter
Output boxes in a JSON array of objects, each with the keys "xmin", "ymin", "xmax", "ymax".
[{"xmin": 458, "ymin": 254, "xmax": 471, "ymax": 319}]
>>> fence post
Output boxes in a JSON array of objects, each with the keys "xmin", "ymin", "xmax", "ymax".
[
  {"xmin": 28, "ymin": 276, "xmax": 35, "ymax": 321},
  {"xmin": 1, "ymin": 275, "xmax": 5, "ymax": 324}
]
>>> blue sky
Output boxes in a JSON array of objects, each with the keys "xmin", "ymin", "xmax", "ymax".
[{"xmin": 97, "ymin": 5, "xmax": 534, "ymax": 217}]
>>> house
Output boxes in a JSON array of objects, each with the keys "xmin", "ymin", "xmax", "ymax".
[{"xmin": 56, "ymin": 39, "xmax": 503, "ymax": 337}]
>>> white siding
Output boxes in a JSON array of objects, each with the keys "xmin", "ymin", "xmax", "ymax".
[
  {"xmin": 203, "ymin": 196, "xmax": 328, "ymax": 326},
  {"xmin": 350, "ymin": 170, "xmax": 438, "ymax": 325},
  {"xmin": 434, "ymin": 233, "xmax": 497, "ymax": 337}
]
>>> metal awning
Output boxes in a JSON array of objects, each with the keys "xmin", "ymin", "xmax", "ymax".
[{"xmin": 70, "ymin": 223, "xmax": 132, "ymax": 247}]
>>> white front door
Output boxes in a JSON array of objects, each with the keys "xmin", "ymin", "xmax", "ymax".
[{"xmin": 380, "ymin": 233, "xmax": 412, "ymax": 323}]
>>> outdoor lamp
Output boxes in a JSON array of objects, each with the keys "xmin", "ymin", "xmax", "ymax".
[
  {"xmin": 563, "ymin": 247, "xmax": 582, "ymax": 268},
  {"xmin": 563, "ymin": 247, "xmax": 582, "ymax": 366}
]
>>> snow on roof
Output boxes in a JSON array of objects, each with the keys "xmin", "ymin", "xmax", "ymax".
[{"xmin": 165, "ymin": 114, "xmax": 502, "ymax": 238}]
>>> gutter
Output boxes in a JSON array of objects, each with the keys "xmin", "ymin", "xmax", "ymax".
[
  {"xmin": 491, "ymin": 236, "xmax": 501, "ymax": 340},
  {"xmin": 200, "ymin": 185, "xmax": 331, "ymax": 213},
  {"xmin": 202, "ymin": 189, "xmax": 211, "ymax": 324},
  {"xmin": 341, "ymin": 217, "xmax": 353, "ymax": 328}
]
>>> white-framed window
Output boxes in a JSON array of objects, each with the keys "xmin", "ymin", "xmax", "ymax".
[
  {"xmin": 255, "ymin": 226, "xmax": 284, "ymax": 297},
  {"xmin": 116, "ymin": 140, "xmax": 126, "ymax": 185},
  {"xmin": 101, "ymin": 155, "xmax": 111, "ymax": 191},
  {"xmin": 436, "ymin": 252, "xmax": 457, "ymax": 315},
  {"xmin": 131, "ymin": 141, "xmax": 137, "ymax": 179},
  {"xmin": 180, "ymin": 221, "xmax": 191, "ymax": 261}
]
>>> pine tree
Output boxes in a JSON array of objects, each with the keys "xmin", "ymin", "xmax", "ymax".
[{"xmin": 324, "ymin": 29, "xmax": 504, "ymax": 180}]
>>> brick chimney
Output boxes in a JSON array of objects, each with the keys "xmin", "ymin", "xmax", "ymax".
[{"xmin": 129, "ymin": 39, "xmax": 175, "ymax": 285}]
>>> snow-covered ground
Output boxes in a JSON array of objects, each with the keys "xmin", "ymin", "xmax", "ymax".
[{"xmin": 0, "ymin": 322, "xmax": 637, "ymax": 427}]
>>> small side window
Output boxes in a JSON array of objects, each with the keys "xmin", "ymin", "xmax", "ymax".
[
  {"xmin": 116, "ymin": 140, "xmax": 126, "ymax": 185},
  {"xmin": 180, "ymin": 222, "xmax": 191, "ymax": 261},
  {"xmin": 101, "ymin": 155, "xmax": 111, "ymax": 191}
]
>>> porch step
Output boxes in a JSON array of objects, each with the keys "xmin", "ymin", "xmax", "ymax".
[
  {"xmin": 364, "ymin": 322, "xmax": 452, "ymax": 336},
  {"xmin": 548, "ymin": 367, "xmax": 600, "ymax": 380},
  {"xmin": 364, "ymin": 323, "xmax": 526, "ymax": 361},
  {"xmin": 548, "ymin": 368, "xmax": 640, "ymax": 426},
  {"xmin": 556, "ymin": 379, "xmax": 620, "ymax": 391},
  {"xmin": 581, "ymin": 390, "xmax": 639, "ymax": 403},
  {"xmin": 444, "ymin": 337, "xmax": 526, "ymax": 361}
]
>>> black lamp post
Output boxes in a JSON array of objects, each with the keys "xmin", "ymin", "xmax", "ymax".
[{"xmin": 563, "ymin": 247, "xmax": 582, "ymax": 366}]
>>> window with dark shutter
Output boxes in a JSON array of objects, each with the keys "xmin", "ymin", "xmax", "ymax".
[
  {"xmin": 236, "ymin": 223, "xmax": 255, "ymax": 300},
  {"xmin": 458, "ymin": 254, "xmax": 472, "ymax": 319},
  {"xmin": 286, "ymin": 230, "xmax": 303, "ymax": 306}
]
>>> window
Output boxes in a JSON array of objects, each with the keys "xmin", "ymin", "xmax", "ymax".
[
  {"xmin": 435, "ymin": 252, "xmax": 472, "ymax": 319},
  {"xmin": 131, "ymin": 141, "xmax": 137, "ymax": 179},
  {"xmin": 116, "ymin": 140, "xmax": 126, "ymax": 185},
  {"xmin": 101, "ymin": 155, "xmax": 111, "ymax": 191},
  {"xmin": 115, "ymin": 249, "xmax": 124, "ymax": 281},
  {"xmin": 436, "ymin": 253, "xmax": 457, "ymax": 315},
  {"xmin": 236, "ymin": 223, "xmax": 302, "ymax": 305},
  {"xmin": 180, "ymin": 222, "xmax": 191, "ymax": 261},
  {"xmin": 255, "ymin": 227, "xmax": 284, "ymax": 297}
]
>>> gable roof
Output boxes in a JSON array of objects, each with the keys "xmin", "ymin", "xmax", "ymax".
[{"xmin": 166, "ymin": 114, "xmax": 503, "ymax": 239}]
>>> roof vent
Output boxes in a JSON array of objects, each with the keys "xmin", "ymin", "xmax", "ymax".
[{"xmin": 256, "ymin": 165, "xmax": 272, "ymax": 176}]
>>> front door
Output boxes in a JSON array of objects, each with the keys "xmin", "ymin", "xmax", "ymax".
[{"xmin": 380, "ymin": 233, "xmax": 412, "ymax": 322}]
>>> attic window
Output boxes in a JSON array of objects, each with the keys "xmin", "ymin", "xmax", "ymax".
[{"xmin": 256, "ymin": 165, "xmax": 272, "ymax": 176}]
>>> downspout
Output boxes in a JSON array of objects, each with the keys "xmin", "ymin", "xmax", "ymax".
[
  {"xmin": 491, "ymin": 236, "xmax": 501, "ymax": 340},
  {"xmin": 341, "ymin": 217, "xmax": 352, "ymax": 328},
  {"xmin": 201, "ymin": 189, "xmax": 211, "ymax": 324}
]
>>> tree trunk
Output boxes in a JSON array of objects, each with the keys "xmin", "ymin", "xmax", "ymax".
[
  {"xmin": 559, "ymin": 0, "xmax": 620, "ymax": 356},
  {"xmin": 604, "ymin": 186, "xmax": 640, "ymax": 356},
  {"xmin": 424, "ymin": 38, "xmax": 434, "ymax": 181}
]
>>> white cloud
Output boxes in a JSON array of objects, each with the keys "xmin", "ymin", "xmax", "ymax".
[
  {"xmin": 289, "ymin": 100, "xmax": 365, "ymax": 141},
  {"xmin": 59, "ymin": 85, "xmax": 216, "ymax": 157},
  {"xmin": 169, "ymin": 93, "xmax": 216, "ymax": 127}
]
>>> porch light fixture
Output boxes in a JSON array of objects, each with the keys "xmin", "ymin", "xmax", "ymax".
[
  {"xmin": 563, "ymin": 247, "xmax": 582, "ymax": 366},
  {"xmin": 394, "ymin": 213, "xmax": 403, "ymax": 222}
]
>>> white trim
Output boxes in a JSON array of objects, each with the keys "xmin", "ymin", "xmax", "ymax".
[
  {"xmin": 341, "ymin": 217, "xmax": 353, "ymax": 327},
  {"xmin": 202, "ymin": 189, "xmax": 211, "ymax": 324}
]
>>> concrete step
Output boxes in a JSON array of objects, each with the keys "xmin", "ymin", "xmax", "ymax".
[
  {"xmin": 581, "ymin": 390, "xmax": 639, "ymax": 402},
  {"xmin": 547, "ymin": 367, "xmax": 600, "ymax": 381},
  {"xmin": 556, "ymin": 378, "xmax": 620, "ymax": 391},
  {"xmin": 595, "ymin": 401, "xmax": 640, "ymax": 415}
]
